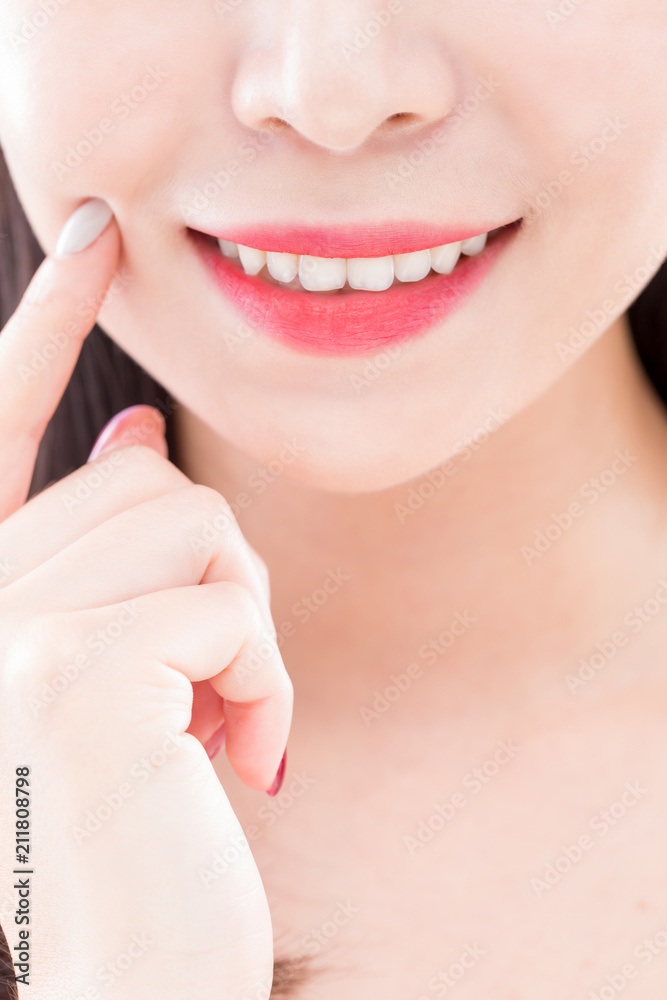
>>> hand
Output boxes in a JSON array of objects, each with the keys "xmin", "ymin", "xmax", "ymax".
[{"xmin": 0, "ymin": 199, "xmax": 292, "ymax": 999}]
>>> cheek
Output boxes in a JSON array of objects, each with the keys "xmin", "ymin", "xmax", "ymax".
[
  {"xmin": 512, "ymin": 5, "xmax": 667, "ymax": 230},
  {"xmin": 1, "ymin": 1, "xmax": 665, "ymax": 494},
  {"xmin": 0, "ymin": 4, "xmax": 205, "ymax": 248}
]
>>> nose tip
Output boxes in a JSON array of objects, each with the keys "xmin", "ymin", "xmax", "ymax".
[
  {"xmin": 262, "ymin": 107, "xmax": 426, "ymax": 155},
  {"xmin": 230, "ymin": 21, "xmax": 459, "ymax": 155}
]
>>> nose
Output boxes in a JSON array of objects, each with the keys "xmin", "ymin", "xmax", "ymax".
[{"xmin": 230, "ymin": 1, "xmax": 459, "ymax": 154}]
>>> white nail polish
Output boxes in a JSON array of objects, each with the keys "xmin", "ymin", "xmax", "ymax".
[{"xmin": 54, "ymin": 198, "xmax": 114, "ymax": 258}]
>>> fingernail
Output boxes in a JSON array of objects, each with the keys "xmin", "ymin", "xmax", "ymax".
[
  {"xmin": 87, "ymin": 405, "xmax": 166, "ymax": 462},
  {"xmin": 54, "ymin": 197, "xmax": 114, "ymax": 258},
  {"xmin": 204, "ymin": 722, "xmax": 227, "ymax": 761},
  {"xmin": 266, "ymin": 750, "xmax": 287, "ymax": 797}
]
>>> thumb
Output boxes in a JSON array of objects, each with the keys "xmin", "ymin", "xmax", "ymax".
[{"xmin": 87, "ymin": 404, "xmax": 168, "ymax": 462}]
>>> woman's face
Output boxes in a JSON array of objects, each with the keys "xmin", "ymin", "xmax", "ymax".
[{"xmin": 1, "ymin": 0, "xmax": 666, "ymax": 491}]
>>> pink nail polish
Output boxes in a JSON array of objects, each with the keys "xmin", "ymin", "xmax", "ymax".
[
  {"xmin": 204, "ymin": 722, "xmax": 227, "ymax": 761},
  {"xmin": 266, "ymin": 750, "xmax": 287, "ymax": 797},
  {"xmin": 87, "ymin": 405, "xmax": 164, "ymax": 462}
]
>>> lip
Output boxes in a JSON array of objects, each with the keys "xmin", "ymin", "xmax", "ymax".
[
  {"xmin": 193, "ymin": 223, "xmax": 511, "ymax": 258},
  {"xmin": 189, "ymin": 219, "xmax": 522, "ymax": 357}
]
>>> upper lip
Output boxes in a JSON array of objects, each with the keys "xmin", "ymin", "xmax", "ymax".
[{"xmin": 192, "ymin": 220, "xmax": 520, "ymax": 258}]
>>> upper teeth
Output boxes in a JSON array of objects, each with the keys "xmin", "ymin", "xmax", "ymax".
[{"xmin": 217, "ymin": 232, "xmax": 491, "ymax": 292}]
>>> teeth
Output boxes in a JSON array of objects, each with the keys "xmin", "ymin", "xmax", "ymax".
[
  {"xmin": 431, "ymin": 241, "xmax": 462, "ymax": 274},
  {"xmin": 222, "ymin": 229, "xmax": 493, "ymax": 290},
  {"xmin": 299, "ymin": 255, "xmax": 347, "ymax": 291},
  {"xmin": 267, "ymin": 251, "xmax": 299, "ymax": 283},
  {"xmin": 393, "ymin": 249, "xmax": 432, "ymax": 283},
  {"xmin": 218, "ymin": 238, "xmax": 239, "ymax": 259},
  {"xmin": 347, "ymin": 256, "xmax": 394, "ymax": 291},
  {"xmin": 460, "ymin": 232, "xmax": 487, "ymax": 256},
  {"xmin": 237, "ymin": 244, "xmax": 266, "ymax": 275}
]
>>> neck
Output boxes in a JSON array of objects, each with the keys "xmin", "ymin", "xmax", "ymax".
[{"xmin": 172, "ymin": 316, "xmax": 667, "ymax": 690}]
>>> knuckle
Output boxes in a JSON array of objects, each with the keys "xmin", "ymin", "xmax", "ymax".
[
  {"xmin": 56, "ymin": 443, "xmax": 173, "ymax": 510},
  {"xmin": 187, "ymin": 482, "xmax": 235, "ymax": 519},
  {"xmin": 106, "ymin": 442, "xmax": 187, "ymax": 492},
  {"xmin": 0, "ymin": 611, "xmax": 80, "ymax": 695},
  {"xmin": 222, "ymin": 579, "xmax": 258, "ymax": 623},
  {"xmin": 274, "ymin": 669, "xmax": 294, "ymax": 702},
  {"xmin": 249, "ymin": 546, "xmax": 270, "ymax": 588},
  {"xmin": 178, "ymin": 483, "xmax": 241, "ymax": 544}
]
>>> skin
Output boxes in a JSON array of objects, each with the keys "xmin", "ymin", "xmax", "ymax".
[{"xmin": 1, "ymin": 0, "xmax": 667, "ymax": 996}]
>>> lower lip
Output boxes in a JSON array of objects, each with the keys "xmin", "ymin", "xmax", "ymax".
[{"xmin": 191, "ymin": 221, "xmax": 521, "ymax": 357}]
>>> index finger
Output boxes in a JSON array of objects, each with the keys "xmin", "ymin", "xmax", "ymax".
[{"xmin": 0, "ymin": 198, "xmax": 120, "ymax": 519}]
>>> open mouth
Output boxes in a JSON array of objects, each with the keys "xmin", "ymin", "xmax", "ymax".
[
  {"xmin": 189, "ymin": 218, "xmax": 522, "ymax": 356},
  {"xmin": 214, "ymin": 226, "xmax": 504, "ymax": 294}
]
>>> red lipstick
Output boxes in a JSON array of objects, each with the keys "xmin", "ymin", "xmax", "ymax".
[{"xmin": 189, "ymin": 219, "xmax": 521, "ymax": 357}]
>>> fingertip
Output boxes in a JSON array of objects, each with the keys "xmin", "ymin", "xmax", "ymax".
[
  {"xmin": 222, "ymin": 698, "xmax": 292, "ymax": 794},
  {"xmin": 53, "ymin": 197, "xmax": 115, "ymax": 259},
  {"xmin": 87, "ymin": 405, "xmax": 167, "ymax": 462},
  {"xmin": 266, "ymin": 749, "xmax": 287, "ymax": 796}
]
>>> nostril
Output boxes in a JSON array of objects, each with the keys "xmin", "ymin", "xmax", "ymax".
[
  {"xmin": 261, "ymin": 116, "xmax": 291, "ymax": 133},
  {"xmin": 382, "ymin": 111, "xmax": 424, "ymax": 133}
]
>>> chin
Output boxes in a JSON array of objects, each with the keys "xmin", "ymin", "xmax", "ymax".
[{"xmin": 214, "ymin": 422, "xmax": 471, "ymax": 496}]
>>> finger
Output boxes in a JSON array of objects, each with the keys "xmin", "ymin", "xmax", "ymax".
[
  {"xmin": 0, "ymin": 198, "xmax": 119, "ymax": 518},
  {"xmin": 86, "ymin": 403, "xmax": 169, "ymax": 463},
  {"xmin": 0, "ymin": 433, "xmax": 270, "ymax": 753},
  {"xmin": 89, "ymin": 411, "xmax": 270, "ymax": 602},
  {"xmin": 2, "ymin": 483, "xmax": 275, "ymax": 635},
  {"xmin": 53, "ymin": 582, "xmax": 292, "ymax": 791},
  {"xmin": 0, "ymin": 436, "xmax": 185, "ymax": 589},
  {"xmin": 87, "ymin": 404, "xmax": 271, "ymax": 603}
]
